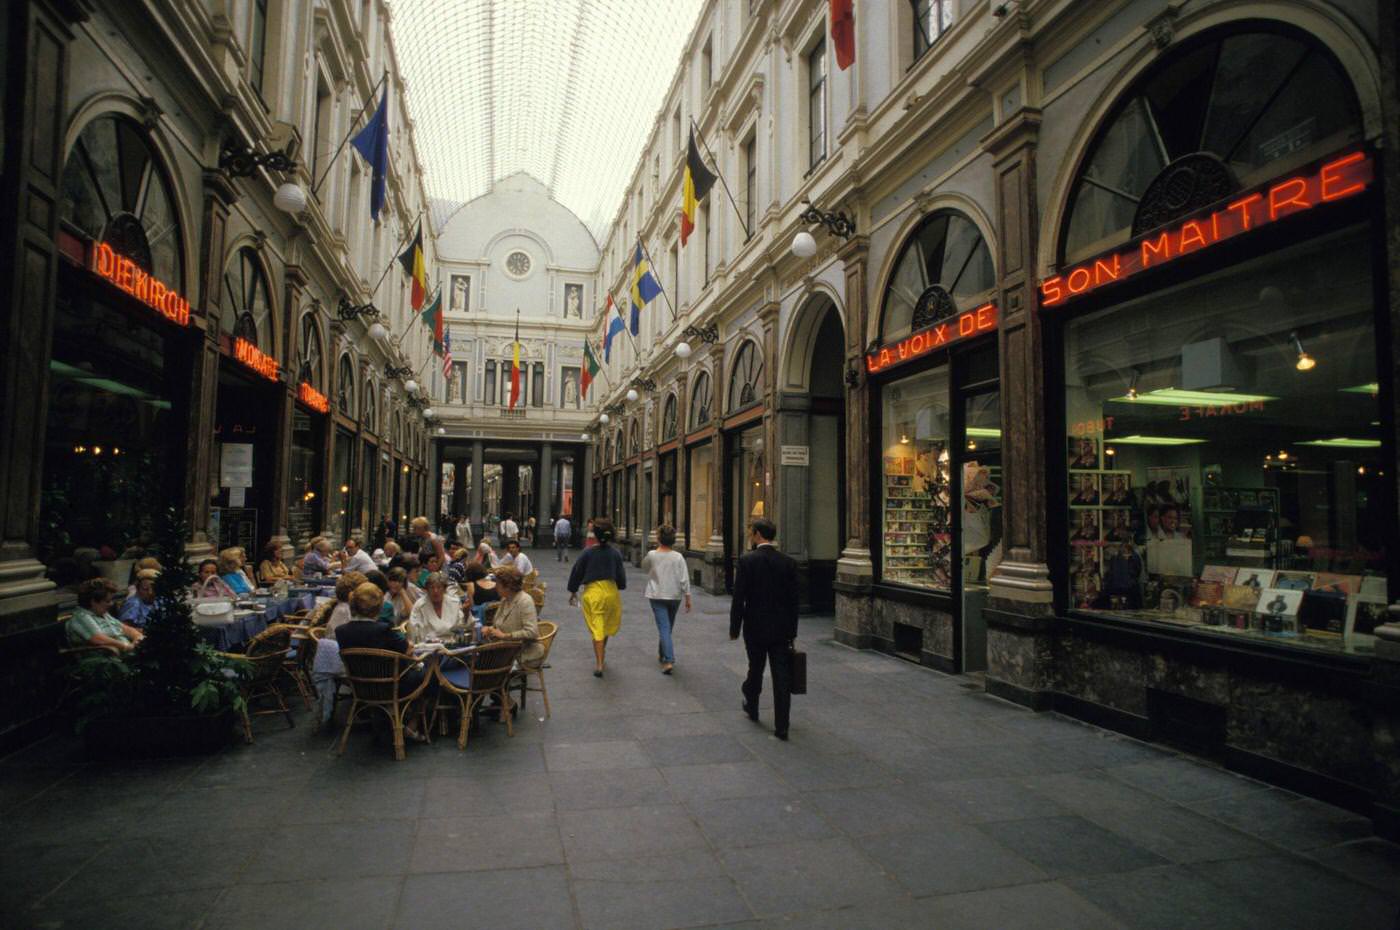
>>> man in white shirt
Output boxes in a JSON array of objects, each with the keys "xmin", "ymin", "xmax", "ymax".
[
  {"xmin": 341, "ymin": 538, "xmax": 376, "ymax": 575},
  {"xmin": 455, "ymin": 514, "xmax": 473, "ymax": 548},
  {"xmin": 499, "ymin": 514, "xmax": 519, "ymax": 544},
  {"xmin": 497, "ymin": 539, "xmax": 533, "ymax": 576},
  {"xmin": 553, "ymin": 514, "xmax": 572, "ymax": 562}
]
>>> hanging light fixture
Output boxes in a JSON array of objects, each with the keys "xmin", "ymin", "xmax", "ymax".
[
  {"xmin": 1291, "ymin": 331, "xmax": 1316, "ymax": 371},
  {"xmin": 626, "ymin": 388, "xmax": 639, "ymax": 402},
  {"xmin": 404, "ymin": 379, "xmax": 419, "ymax": 395},
  {"xmin": 675, "ymin": 341, "xmax": 693, "ymax": 359},
  {"xmin": 273, "ymin": 182, "xmax": 307, "ymax": 214},
  {"xmin": 791, "ymin": 230, "xmax": 817, "ymax": 258},
  {"xmin": 368, "ymin": 321, "xmax": 388, "ymax": 342},
  {"xmin": 1126, "ymin": 368, "xmax": 1140, "ymax": 400},
  {"xmin": 599, "ymin": 413, "xmax": 610, "ymax": 424}
]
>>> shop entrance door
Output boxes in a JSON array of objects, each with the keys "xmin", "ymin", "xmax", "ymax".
[
  {"xmin": 957, "ymin": 389, "xmax": 1002, "ymax": 673},
  {"xmin": 725, "ymin": 426, "xmax": 765, "ymax": 591}
]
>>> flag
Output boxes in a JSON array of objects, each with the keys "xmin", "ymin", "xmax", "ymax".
[
  {"xmin": 508, "ymin": 313, "xmax": 522, "ymax": 409},
  {"xmin": 628, "ymin": 243, "xmax": 661, "ymax": 336},
  {"xmin": 442, "ymin": 328, "xmax": 452, "ymax": 380},
  {"xmin": 397, "ymin": 222, "xmax": 427, "ymax": 310},
  {"xmin": 680, "ymin": 128, "xmax": 718, "ymax": 247},
  {"xmin": 350, "ymin": 88, "xmax": 390, "ymax": 221},
  {"xmin": 603, "ymin": 294, "xmax": 626, "ymax": 362},
  {"xmin": 831, "ymin": 0, "xmax": 855, "ymax": 70},
  {"xmin": 582, "ymin": 339, "xmax": 600, "ymax": 398},
  {"xmin": 420, "ymin": 285, "xmax": 443, "ymax": 348}
]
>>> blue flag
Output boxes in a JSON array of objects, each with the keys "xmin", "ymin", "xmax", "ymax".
[
  {"xmin": 629, "ymin": 243, "xmax": 661, "ymax": 336},
  {"xmin": 350, "ymin": 89, "xmax": 389, "ymax": 222},
  {"xmin": 603, "ymin": 295, "xmax": 626, "ymax": 362}
]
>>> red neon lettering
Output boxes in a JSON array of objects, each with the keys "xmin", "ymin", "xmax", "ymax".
[
  {"xmin": 1041, "ymin": 277, "xmax": 1065, "ymax": 306},
  {"xmin": 1067, "ymin": 267, "xmax": 1092, "ymax": 294},
  {"xmin": 1320, "ymin": 151, "xmax": 1368, "ymax": 201},
  {"xmin": 1093, "ymin": 255, "xmax": 1121, "ymax": 285},
  {"xmin": 879, "ymin": 349, "xmax": 892, "ymax": 369},
  {"xmin": 958, "ymin": 313, "xmax": 975, "ymax": 337},
  {"xmin": 976, "ymin": 303, "xmax": 996, "ymax": 330},
  {"xmin": 93, "ymin": 242, "xmax": 116, "ymax": 277},
  {"xmin": 932, "ymin": 324, "xmax": 949, "ymax": 346},
  {"xmin": 1268, "ymin": 178, "xmax": 1309, "ymax": 221},
  {"xmin": 1211, "ymin": 211, "xmax": 1220, "ymax": 240},
  {"xmin": 151, "ymin": 280, "xmax": 166, "ymax": 307},
  {"xmin": 1178, "ymin": 220, "xmax": 1208, "ymax": 253},
  {"xmin": 116, "ymin": 258, "xmax": 133, "ymax": 290},
  {"xmin": 1228, "ymin": 193, "xmax": 1263, "ymax": 231},
  {"xmin": 1141, "ymin": 232, "xmax": 1171, "ymax": 267}
]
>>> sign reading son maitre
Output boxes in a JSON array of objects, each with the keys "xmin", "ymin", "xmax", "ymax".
[{"xmin": 1039, "ymin": 150, "xmax": 1373, "ymax": 309}]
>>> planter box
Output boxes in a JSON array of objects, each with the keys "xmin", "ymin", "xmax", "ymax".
[{"xmin": 83, "ymin": 710, "xmax": 235, "ymax": 759}]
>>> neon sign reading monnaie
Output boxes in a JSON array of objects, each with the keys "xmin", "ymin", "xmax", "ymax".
[
  {"xmin": 1040, "ymin": 150, "xmax": 1373, "ymax": 309},
  {"xmin": 865, "ymin": 303, "xmax": 998, "ymax": 375},
  {"xmin": 234, "ymin": 337, "xmax": 279, "ymax": 381}
]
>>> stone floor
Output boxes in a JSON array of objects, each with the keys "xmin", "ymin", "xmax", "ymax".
[{"xmin": 4, "ymin": 552, "xmax": 1400, "ymax": 930}]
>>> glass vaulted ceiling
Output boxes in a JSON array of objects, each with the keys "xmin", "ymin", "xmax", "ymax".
[{"xmin": 391, "ymin": 0, "xmax": 706, "ymax": 241}]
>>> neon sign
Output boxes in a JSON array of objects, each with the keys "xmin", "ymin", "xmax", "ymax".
[
  {"xmin": 298, "ymin": 382, "xmax": 329, "ymax": 413},
  {"xmin": 1040, "ymin": 150, "xmax": 1373, "ymax": 309},
  {"xmin": 865, "ymin": 303, "xmax": 998, "ymax": 375},
  {"xmin": 234, "ymin": 337, "xmax": 279, "ymax": 381},
  {"xmin": 88, "ymin": 241, "xmax": 191, "ymax": 326}
]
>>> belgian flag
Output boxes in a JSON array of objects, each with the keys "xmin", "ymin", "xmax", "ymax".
[
  {"xmin": 680, "ymin": 128, "xmax": 717, "ymax": 247},
  {"xmin": 397, "ymin": 222, "xmax": 427, "ymax": 310}
]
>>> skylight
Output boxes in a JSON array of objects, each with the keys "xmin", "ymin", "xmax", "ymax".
[{"xmin": 391, "ymin": 0, "xmax": 706, "ymax": 240}]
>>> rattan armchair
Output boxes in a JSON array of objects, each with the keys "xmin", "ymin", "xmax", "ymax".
[
  {"xmin": 222, "ymin": 624, "xmax": 296, "ymax": 743},
  {"xmin": 337, "ymin": 647, "xmax": 434, "ymax": 760},
  {"xmin": 431, "ymin": 641, "xmax": 521, "ymax": 750},
  {"xmin": 510, "ymin": 620, "xmax": 557, "ymax": 718}
]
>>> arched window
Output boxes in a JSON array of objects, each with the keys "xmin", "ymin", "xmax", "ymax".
[
  {"xmin": 299, "ymin": 314, "xmax": 324, "ymax": 387},
  {"xmin": 727, "ymin": 340, "xmax": 764, "ymax": 411},
  {"xmin": 629, "ymin": 421, "xmax": 641, "ymax": 456},
  {"xmin": 1061, "ymin": 24, "xmax": 1363, "ymax": 262},
  {"xmin": 690, "ymin": 371, "xmax": 712, "ymax": 428},
  {"xmin": 363, "ymin": 382, "xmax": 378, "ymax": 433},
  {"xmin": 60, "ymin": 114, "xmax": 185, "ymax": 291},
  {"xmin": 660, "ymin": 393, "xmax": 678, "ymax": 442},
  {"xmin": 614, "ymin": 431, "xmax": 625, "ymax": 463},
  {"xmin": 221, "ymin": 247, "xmax": 274, "ymax": 350},
  {"xmin": 337, "ymin": 354, "xmax": 356, "ymax": 416},
  {"xmin": 880, "ymin": 210, "xmax": 993, "ymax": 343}
]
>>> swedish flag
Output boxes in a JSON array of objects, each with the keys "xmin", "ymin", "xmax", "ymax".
[{"xmin": 629, "ymin": 243, "xmax": 661, "ymax": 336}]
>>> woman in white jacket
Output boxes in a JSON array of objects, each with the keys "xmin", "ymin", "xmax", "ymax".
[{"xmin": 641, "ymin": 524, "xmax": 691, "ymax": 674}]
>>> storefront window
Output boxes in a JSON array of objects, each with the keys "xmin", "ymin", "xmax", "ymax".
[
  {"xmin": 337, "ymin": 355, "xmax": 356, "ymax": 417},
  {"xmin": 331, "ymin": 429, "xmax": 353, "ymax": 540},
  {"xmin": 731, "ymin": 429, "xmax": 766, "ymax": 541},
  {"xmin": 221, "ymin": 248, "xmax": 274, "ymax": 349},
  {"xmin": 1062, "ymin": 226, "xmax": 1387, "ymax": 652},
  {"xmin": 690, "ymin": 371, "xmax": 712, "ymax": 428},
  {"xmin": 288, "ymin": 411, "xmax": 321, "ymax": 548},
  {"xmin": 688, "ymin": 443, "xmax": 713, "ymax": 547},
  {"xmin": 728, "ymin": 341, "xmax": 764, "ymax": 411},
  {"xmin": 660, "ymin": 452, "xmax": 677, "ymax": 526},
  {"xmin": 880, "ymin": 367, "xmax": 952, "ymax": 589}
]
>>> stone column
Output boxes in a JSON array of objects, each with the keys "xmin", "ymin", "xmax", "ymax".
[
  {"xmin": 470, "ymin": 440, "xmax": 484, "ymax": 531},
  {"xmin": 537, "ymin": 442, "xmax": 553, "ymax": 548},
  {"xmin": 982, "ymin": 108, "xmax": 1057, "ymax": 710},
  {"xmin": 834, "ymin": 235, "xmax": 875, "ymax": 647},
  {"xmin": 674, "ymin": 371, "xmax": 689, "ymax": 549},
  {"xmin": 758, "ymin": 299, "xmax": 780, "ymax": 528},
  {"xmin": 581, "ymin": 443, "xmax": 595, "ymax": 527},
  {"xmin": 267, "ymin": 262, "xmax": 307, "ymax": 558},
  {"xmin": 704, "ymin": 346, "xmax": 727, "ymax": 593},
  {"xmin": 451, "ymin": 454, "xmax": 467, "ymax": 518}
]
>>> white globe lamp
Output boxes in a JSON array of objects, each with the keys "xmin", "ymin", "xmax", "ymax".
[
  {"xmin": 404, "ymin": 379, "xmax": 419, "ymax": 395},
  {"xmin": 580, "ymin": 432, "xmax": 590, "ymax": 441},
  {"xmin": 368, "ymin": 321, "xmax": 388, "ymax": 342},
  {"xmin": 791, "ymin": 230, "xmax": 817, "ymax": 259},
  {"xmin": 599, "ymin": 413, "xmax": 610, "ymax": 424},
  {"xmin": 423, "ymin": 407, "xmax": 435, "ymax": 418},
  {"xmin": 436, "ymin": 426, "xmax": 446, "ymax": 435},
  {"xmin": 273, "ymin": 182, "xmax": 307, "ymax": 214},
  {"xmin": 675, "ymin": 341, "xmax": 693, "ymax": 359},
  {"xmin": 626, "ymin": 388, "xmax": 639, "ymax": 402}
]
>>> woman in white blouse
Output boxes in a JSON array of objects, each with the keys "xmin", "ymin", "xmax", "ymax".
[
  {"xmin": 407, "ymin": 572, "xmax": 464, "ymax": 643},
  {"xmin": 640, "ymin": 524, "xmax": 691, "ymax": 674}
]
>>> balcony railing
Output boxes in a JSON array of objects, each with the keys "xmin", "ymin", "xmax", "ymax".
[{"xmin": 500, "ymin": 408, "xmax": 526, "ymax": 419}]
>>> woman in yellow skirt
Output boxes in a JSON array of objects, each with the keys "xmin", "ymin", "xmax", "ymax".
[{"xmin": 566, "ymin": 518, "xmax": 628, "ymax": 677}]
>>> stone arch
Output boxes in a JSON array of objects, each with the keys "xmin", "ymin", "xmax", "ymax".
[{"xmin": 782, "ymin": 285, "xmax": 847, "ymax": 393}]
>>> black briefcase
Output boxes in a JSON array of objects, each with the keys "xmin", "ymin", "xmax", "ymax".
[{"xmin": 789, "ymin": 643, "xmax": 807, "ymax": 695}]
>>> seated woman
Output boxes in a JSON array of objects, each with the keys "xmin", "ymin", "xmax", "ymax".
[
  {"xmin": 365, "ymin": 569, "xmax": 398, "ymax": 623},
  {"xmin": 473, "ymin": 542, "xmax": 495, "ymax": 566},
  {"xmin": 218, "ymin": 549, "xmax": 253, "ymax": 596},
  {"xmin": 407, "ymin": 572, "xmax": 464, "ymax": 643},
  {"xmin": 460, "ymin": 561, "xmax": 499, "ymax": 621},
  {"xmin": 310, "ymin": 571, "xmax": 368, "ymax": 633},
  {"xmin": 480, "ymin": 566, "xmax": 543, "ymax": 669},
  {"xmin": 119, "ymin": 569, "xmax": 159, "ymax": 627},
  {"xmin": 194, "ymin": 559, "xmax": 236, "ymax": 598},
  {"xmin": 126, "ymin": 556, "xmax": 162, "ymax": 597},
  {"xmin": 415, "ymin": 553, "xmax": 443, "ymax": 590},
  {"xmin": 67, "ymin": 578, "xmax": 143, "ymax": 653},
  {"xmin": 258, "ymin": 541, "xmax": 292, "ymax": 586},
  {"xmin": 385, "ymin": 567, "xmax": 422, "ymax": 625}
]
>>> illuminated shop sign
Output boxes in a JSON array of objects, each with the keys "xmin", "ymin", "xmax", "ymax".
[
  {"xmin": 88, "ymin": 241, "xmax": 191, "ymax": 326},
  {"xmin": 298, "ymin": 382, "xmax": 330, "ymax": 413},
  {"xmin": 865, "ymin": 303, "xmax": 998, "ymax": 375},
  {"xmin": 1040, "ymin": 150, "xmax": 1373, "ymax": 309},
  {"xmin": 234, "ymin": 337, "xmax": 279, "ymax": 381}
]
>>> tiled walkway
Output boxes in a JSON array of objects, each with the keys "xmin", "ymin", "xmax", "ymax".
[{"xmin": 4, "ymin": 553, "xmax": 1399, "ymax": 929}]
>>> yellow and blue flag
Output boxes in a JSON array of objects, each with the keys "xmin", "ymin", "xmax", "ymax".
[{"xmin": 629, "ymin": 242, "xmax": 661, "ymax": 336}]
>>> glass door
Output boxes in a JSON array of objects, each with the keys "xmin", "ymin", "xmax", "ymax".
[
  {"xmin": 957, "ymin": 389, "xmax": 1002, "ymax": 672},
  {"xmin": 726, "ymin": 427, "xmax": 766, "ymax": 589}
]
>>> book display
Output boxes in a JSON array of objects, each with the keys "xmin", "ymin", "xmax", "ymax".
[
  {"xmin": 1202, "ymin": 487, "xmax": 1279, "ymax": 562},
  {"xmin": 882, "ymin": 443, "xmax": 951, "ymax": 589}
]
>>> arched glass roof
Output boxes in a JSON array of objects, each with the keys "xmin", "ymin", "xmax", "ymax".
[{"xmin": 392, "ymin": 0, "xmax": 706, "ymax": 241}]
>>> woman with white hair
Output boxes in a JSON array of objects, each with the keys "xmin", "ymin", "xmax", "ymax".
[{"xmin": 407, "ymin": 572, "xmax": 464, "ymax": 642}]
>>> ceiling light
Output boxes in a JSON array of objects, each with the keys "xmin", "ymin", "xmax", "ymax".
[
  {"xmin": 1105, "ymin": 435, "xmax": 1208, "ymax": 446},
  {"xmin": 1106, "ymin": 389, "xmax": 1276, "ymax": 407},
  {"xmin": 1341, "ymin": 383, "xmax": 1379, "ymax": 395},
  {"xmin": 1297, "ymin": 437, "xmax": 1382, "ymax": 448},
  {"xmin": 899, "ymin": 434, "xmax": 910, "ymax": 445},
  {"xmin": 1291, "ymin": 331, "xmax": 1316, "ymax": 371},
  {"xmin": 1125, "ymin": 368, "xmax": 1140, "ymax": 400},
  {"xmin": 965, "ymin": 427, "xmax": 1001, "ymax": 438}
]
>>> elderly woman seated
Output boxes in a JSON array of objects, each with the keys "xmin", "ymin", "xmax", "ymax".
[
  {"xmin": 479, "ymin": 566, "xmax": 543, "ymax": 669},
  {"xmin": 335, "ymin": 582, "xmax": 430, "ymax": 741},
  {"xmin": 258, "ymin": 541, "xmax": 292, "ymax": 585},
  {"xmin": 217, "ymin": 548, "xmax": 254, "ymax": 596},
  {"xmin": 125, "ymin": 556, "xmax": 162, "ymax": 597},
  {"xmin": 310, "ymin": 571, "xmax": 368, "ymax": 633},
  {"xmin": 377, "ymin": 539, "xmax": 401, "ymax": 569},
  {"xmin": 67, "ymin": 578, "xmax": 144, "ymax": 653},
  {"xmin": 407, "ymin": 571, "xmax": 464, "ymax": 643},
  {"xmin": 194, "ymin": 558, "xmax": 236, "ymax": 598},
  {"xmin": 119, "ymin": 569, "xmax": 160, "ymax": 627}
]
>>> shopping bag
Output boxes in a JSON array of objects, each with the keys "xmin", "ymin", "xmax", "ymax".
[{"xmin": 789, "ymin": 643, "xmax": 807, "ymax": 695}]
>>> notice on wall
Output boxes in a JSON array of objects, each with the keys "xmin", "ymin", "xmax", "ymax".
[
  {"xmin": 229, "ymin": 487, "xmax": 246, "ymax": 508},
  {"xmin": 780, "ymin": 445, "xmax": 810, "ymax": 467},
  {"xmin": 221, "ymin": 443, "xmax": 254, "ymax": 488}
]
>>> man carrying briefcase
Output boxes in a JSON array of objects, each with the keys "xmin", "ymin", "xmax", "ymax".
[{"xmin": 729, "ymin": 518, "xmax": 800, "ymax": 740}]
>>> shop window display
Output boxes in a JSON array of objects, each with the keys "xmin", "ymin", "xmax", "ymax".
[
  {"xmin": 688, "ymin": 444, "xmax": 713, "ymax": 548},
  {"xmin": 881, "ymin": 367, "xmax": 952, "ymax": 590},
  {"xmin": 1062, "ymin": 226, "xmax": 1387, "ymax": 652}
]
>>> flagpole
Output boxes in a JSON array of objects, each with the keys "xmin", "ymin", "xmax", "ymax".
[
  {"xmin": 373, "ymin": 214, "xmax": 426, "ymax": 342},
  {"xmin": 690, "ymin": 118, "xmax": 750, "ymax": 240},
  {"xmin": 313, "ymin": 69, "xmax": 389, "ymax": 196}
]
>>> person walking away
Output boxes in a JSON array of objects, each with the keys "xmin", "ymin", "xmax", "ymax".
[
  {"xmin": 499, "ymin": 513, "xmax": 519, "ymax": 544},
  {"xmin": 567, "ymin": 518, "xmax": 626, "ymax": 677},
  {"xmin": 730, "ymin": 518, "xmax": 799, "ymax": 740},
  {"xmin": 526, "ymin": 515, "xmax": 537, "ymax": 546},
  {"xmin": 553, "ymin": 514, "xmax": 572, "ymax": 562},
  {"xmin": 642, "ymin": 525, "xmax": 690, "ymax": 674},
  {"xmin": 455, "ymin": 514, "xmax": 473, "ymax": 549}
]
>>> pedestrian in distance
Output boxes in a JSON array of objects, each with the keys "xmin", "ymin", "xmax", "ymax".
[
  {"xmin": 567, "ymin": 517, "xmax": 627, "ymax": 677},
  {"xmin": 730, "ymin": 518, "xmax": 799, "ymax": 740},
  {"xmin": 499, "ymin": 513, "xmax": 519, "ymax": 544},
  {"xmin": 553, "ymin": 513, "xmax": 572, "ymax": 562},
  {"xmin": 642, "ymin": 524, "xmax": 690, "ymax": 674}
]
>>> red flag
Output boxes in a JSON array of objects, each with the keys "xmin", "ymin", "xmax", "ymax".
[
  {"xmin": 831, "ymin": 0, "xmax": 855, "ymax": 71},
  {"xmin": 508, "ymin": 312, "xmax": 522, "ymax": 409}
]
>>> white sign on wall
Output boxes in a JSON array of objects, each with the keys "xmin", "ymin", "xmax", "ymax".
[
  {"xmin": 780, "ymin": 445, "xmax": 810, "ymax": 467},
  {"xmin": 220, "ymin": 443, "xmax": 254, "ymax": 488}
]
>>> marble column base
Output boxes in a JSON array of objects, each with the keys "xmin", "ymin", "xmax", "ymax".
[
  {"xmin": 0, "ymin": 557, "xmax": 58, "ymax": 630},
  {"xmin": 984, "ymin": 559, "xmax": 1057, "ymax": 710}
]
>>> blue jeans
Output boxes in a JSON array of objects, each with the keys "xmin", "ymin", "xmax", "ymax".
[{"xmin": 650, "ymin": 599, "xmax": 680, "ymax": 664}]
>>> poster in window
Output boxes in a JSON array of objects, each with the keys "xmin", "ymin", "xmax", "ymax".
[
  {"xmin": 1069, "ymin": 508, "xmax": 1100, "ymax": 546},
  {"xmin": 450, "ymin": 275, "xmax": 471, "ymax": 312},
  {"xmin": 563, "ymin": 283, "xmax": 583, "ymax": 319},
  {"xmin": 1068, "ymin": 436, "xmax": 1099, "ymax": 470},
  {"xmin": 1102, "ymin": 472, "xmax": 1132, "ymax": 505},
  {"xmin": 1346, "ymin": 594, "xmax": 1387, "ymax": 642},
  {"xmin": 1069, "ymin": 473, "xmax": 1100, "ymax": 506},
  {"xmin": 560, "ymin": 367, "xmax": 581, "ymax": 408}
]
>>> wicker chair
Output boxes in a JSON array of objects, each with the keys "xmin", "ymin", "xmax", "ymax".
[
  {"xmin": 337, "ymin": 647, "xmax": 433, "ymax": 761},
  {"xmin": 284, "ymin": 625, "xmax": 317, "ymax": 711},
  {"xmin": 510, "ymin": 620, "xmax": 557, "ymax": 718},
  {"xmin": 431, "ymin": 641, "xmax": 521, "ymax": 750},
  {"xmin": 223, "ymin": 624, "xmax": 296, "ymax": 743}
]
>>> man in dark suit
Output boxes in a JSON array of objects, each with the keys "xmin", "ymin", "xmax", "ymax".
[{"xmin": 730, "ymin": 518, "xmax": 799, "ymax": 740}]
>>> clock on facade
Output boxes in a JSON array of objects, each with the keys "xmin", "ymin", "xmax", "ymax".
[{"xmin": 505, "ymin": 250, "xmax": 532, "ymax": 278}]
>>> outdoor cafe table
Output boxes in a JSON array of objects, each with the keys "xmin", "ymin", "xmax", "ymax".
[{"xmin": 200, "ymin": 592, "xmax": 317, "ymax": 652}]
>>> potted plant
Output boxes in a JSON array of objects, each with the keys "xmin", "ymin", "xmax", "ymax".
[{"xmin": 70, "ymin": 508, "xmax": 249, "ymax": 758}]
